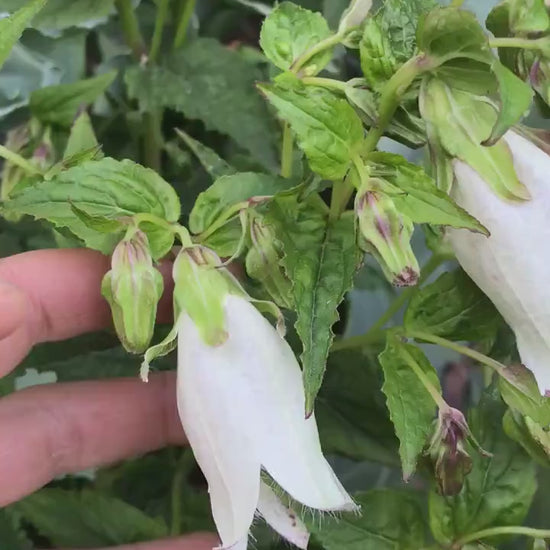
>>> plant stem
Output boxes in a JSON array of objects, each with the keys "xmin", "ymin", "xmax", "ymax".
[
  {"xmin": 363, "ymin": 54, "xmax": 434, "ymax": 154},
  {"xmin": 170, "ymin": 449, "xmax": 195, "ymax": 536},
  {"xmin": 115, "ymin": 0, "xmax": 146, "ymax": 60},
  {"xmin": 455, "ymin": 526, "xmax": 550, "ymax": 547},
  {"xmin": 143, "ymin": 111, "xmax": 163, "ymax": 171},
  {"xmin": 490, "ymin": 36, "xmax": 549, "ymax": 50},
  {"xmin": 407, "ymin": 330, "xmax": 511, "ymax": 379},
  {"xmin": 149, "ymin": 0, "xmax": 170, "ymax": 63},
  {"xmin": 281, "ymin": 122, "xmax": 293, "ymax": 178},
  {"xmin": 331, "ymin": 254, "xmax": 443, "ymax": 352},
  {"xmin": 291, "ymin": 33, "xmax": 344, "ymax": 74},
  {"xmin": 174, "ymin": 0, "xmax": 196, "ymax": 50},
  {"xmin": 301, "ymin": 76, "xmax": 348, "ymax": 93},
  {"xmin": 0, "ymin": 145, "xmax": 40, "ymax": 175},
  {"xmin": 329, "ymin": 180, "xmax": 354, "ymax": 221}
]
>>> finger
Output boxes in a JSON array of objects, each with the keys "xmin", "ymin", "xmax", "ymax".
[
  {"xmin": 0, "ymin": 248, "xmax": 174, "ymax": 375},
  {"xmin": 0, "ymin": 372, "xmax": 185, "ymax": 506},
  {"xmin": 67, "ymin": 533, "xmax": 220, "ymax": 550}
]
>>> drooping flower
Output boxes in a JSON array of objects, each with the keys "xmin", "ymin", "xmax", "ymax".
[{"xmin": 142, "ymin": 246, "xmax": 356, "ymax": 549}]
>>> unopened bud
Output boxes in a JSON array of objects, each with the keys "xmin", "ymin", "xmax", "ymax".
[
  {"xmin": 246, "ymin": 215, "xmax": 293, "ymax": 309},
  {"xmin": 101, "ymin": 230, "xmax": 163, "ymax": 353},
  {"xmin": 356, "ymin": 183, "xmax": 419, "ymax": 287}
]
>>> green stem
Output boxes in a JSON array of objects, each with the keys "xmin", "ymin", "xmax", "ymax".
[
  {"xmin": 490, "ymin": 36, "xmax": 549, "ymax": 50},
  {"xmin": 281, "ymin": 122, "xmax": 293, "ymax": 178},
  {"xmin": 197, "ymin": 201, "xmax": 249, "ymax": 242},
  {"xmin": 291, "ymin": 33, "xmax": 344, "ymax": 74},
  {"xmin": 301, "ymin": 76, "xmax": 348, "ymax": 93},
  {"xmin": 143, "ymin": 111, "xmax": 163, "ymax": 171},
  {"xmin": 149, "ymin": 0, "xmax": 170, "ymax": 63},
  {"xmin": 170, "ymin": 449, "xmax": 195, "ymax": 536},
  {"xmin": 174, "ymin": 0, "xmax": 197, "ymax": 50},
  {"xmin": 407, "ymin": 330, "xmax": 511, "ymax": 379},
  {"xmin": 455, "ymin": 526, "xmax": 550, "ymax": 547},
  {"xmin": 329, "ymin": 180, "xmax": 354, "ymax": 221},
  {"xmin": 332, "ymin": 254, "xmax": 443, "ymax": 352},
  {"xmin": 114, "ymin": 0, "xmax": 146, "ymax": 59},
  {"xmin": 0, "ymin": 145, "xmax": 40, "ymax": 175},
  {"xmin": 363, "ymin": 54, "xmax": 434, "ymax": 154}
]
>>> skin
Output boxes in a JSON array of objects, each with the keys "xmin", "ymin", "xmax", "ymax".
[{"xmin": 0, "ymin": 248, "xmax": 219, "ymax": 550}]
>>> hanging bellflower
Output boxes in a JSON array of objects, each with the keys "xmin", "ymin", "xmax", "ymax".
[{"xmin": 141, "ymin": 246, "xmax": 357, "ymax": 549}]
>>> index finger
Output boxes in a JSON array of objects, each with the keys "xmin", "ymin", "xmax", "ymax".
[{"xmin": 0, "ymin": 248, "xmax": 173, "ymax": 376}]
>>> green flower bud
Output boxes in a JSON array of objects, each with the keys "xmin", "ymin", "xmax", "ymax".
[
  {"xmin": 101, "ymin": 230, "xmax": 164, "ymax": 354},
  {"xmin": 245, "ymin": 215, "xmax": 293, "ymax": 309},
  {"xmin": 355, "ymin": 182, "xmax": 419, "ymax": 287}
]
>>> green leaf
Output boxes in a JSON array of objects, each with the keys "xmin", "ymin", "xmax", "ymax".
[
  {"xmin": 30, "ymin": 71, "xmax": 116, "ymax": 127},
  {"xmin": 429, "ymin": 387, "xmax": 537, "ymax": 545},
  {"xmin": 360, "ymin": 17, "xmax": 398, "ymax": 89},
  {"xmin": 265, "ymin": 198, "xmax": 360, "ymax": 412},
  {"xmin": 367, "ymin": 152, "xmax": 488, "ymax": 233},
  {"xmin": 404, "ymin": 269, "xmax": 501, "ymax": 341},
  {"xmin": 0, "ymin": 0, "xmax": 46, "ymax": 71},
  {"xmin": 509, "ymin": 0, "xmax": 550, "ymax": 33},
  {"xmin": 13, "ymin": 489, "xmax": 168, "ymax": 547},
  {"xmin": 125, "ymin": 38, "xmax": 279, "ymax": 170},
  {"xmin": 310, "ymin": 489, "xmax": 426, "ymax": 550},
  {"xmin": 317, "ymin": 349, "xmax": 399, "ymax": 466},
  {"xmin": 259, "ymin": 76, "xmax": 364, "ymax": 179},
  {"xmin": 64, "ymin": 111, "xmax": 101, "ymax": 160},
  {"xmin": 174, "ymin": 128, "xmax": 236, "ymax": 180},
  {"xmin": 378, "ymin": 333, "xmax": 441, "ymax": 480},
  {"xmin": 3, "ymin": 158, "xmax": 180, "ymax": 258},
  {"xmin": 503, "ymin": 408, "xmax": 550, "ymax": 467},
  {"xmin": 259, "ymin": 2, "xmax": 333, "ymax": 74},
  {"xmin": 0, "ymin": 508, "xmax": 31, "ymax": 550}
]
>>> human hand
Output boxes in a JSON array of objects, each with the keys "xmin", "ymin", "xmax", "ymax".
[{"xmin": 0, "ymin": 248, "xmax": 219, "ymax": 550}]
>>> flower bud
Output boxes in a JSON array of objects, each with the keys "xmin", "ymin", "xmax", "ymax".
[
  {"xmin": 355, "ymin": 181, "xmax": 419, "ymax": 287},
  {"xmin": 245, "ymin": 215, "xmax": 293, "ymax": 309},
  {"xmin": 101, "ymin": 230, "xmax": 163, "ymax": 353}
]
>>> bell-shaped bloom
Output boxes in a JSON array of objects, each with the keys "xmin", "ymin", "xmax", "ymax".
[{"xmin": 448, "ymin": 130, "xmax": 550, "ymax": 395}]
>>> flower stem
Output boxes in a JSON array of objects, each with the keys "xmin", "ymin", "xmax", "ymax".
[
  {"xmin": 114, "ymin": 0, "xmax": 146, "ymax": 60},
  {"xmin": 281, "ymin": 122, "xmax": 293, "ymax": 178},
  {"xmin": 301, "ymin": 76, "xmax": 348, "ymax": 93},
  {"xmin": 174, "ymin": 0, "xmax": 196, "ymax": 50},
  {"xmin": 143, "ymin": 111, "xmax": 163, "ymax": 171},
  {"xmin": 0, "ymin": 145, "xmax": 40, "ymax": 175},
  {"xmin": 490, "ymin": 36, "xmax": 549, "ymax": 50},
  {"xmin": 331, "ymin": 254, "xmax": 443, "ymax": 352},
  {"xmin": 455, "ymin": 526, "xmax": 550, "ymax": 547},
  {"xmin": 149, "ymin": 0, "xmax": 170, "ymax": 63},
  {"xmin": 291, "ymin": 33, "xmax": 344, "ymax": 74}
]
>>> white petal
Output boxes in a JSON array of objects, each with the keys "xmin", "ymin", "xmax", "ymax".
[
  {"xmin": 257, "ymin": 482, "xmax": 309, "ymax": 549},
  {"xmin": 215, "ymin": 537, "xmax": 248, "ymax": 550},
  {"xmin": 449, "ymin": 130, "xmax": 550, "ymax": 394},
  {"xmin": 177, "ymin": 313, "xmax": 261, "ymax": 547},
  {"xmin": 221, "ymin": 295, "xmax": 356, "ymax": 512}
]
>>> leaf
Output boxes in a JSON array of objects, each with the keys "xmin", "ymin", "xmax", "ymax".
[
  {"xmin": 367, "ymin": 152, "xmax": 488, "ymax": 233},
  {"xmin": 0, "ymin": 0, "xmax": 46, "ymax": 70},
  {"xmin": 3, "ymin": 158, "xmax": 180, "ymax": 258},
  {"xmin": 125, "ymin": 38, "xmax": 279, "ymax": 170},
  {"xmin": 64, "ymin": 111, "xmax": 101, "ymax": 160},
  {"xmin": 174, "ymin": 128, "xmax": 236, "ymax": 179},
  {"xmin": 404, "ymin": 269, "xmax": 502, "ymax": 341},
  {"xmin": 13, "ymin": 489, "xmax": 168, "ymax": 547},
  {"xmin": 360, "ymin": 17, "xmax": 398, "ymax": 89},
  {"xmin": 503, "ymin": 408, "xmax": 550, "ymax": 467},
  {"xmin": 317, "ymin": 349, "xmax": 399, "ymax": 466},
  {"xmin": 259, "ymin": 75, "xmax": 364, "ymax": 179},
  {"xmin": 0, "ymin": 508, "xmax": 32, "ymax": 550},
  {"xmin": 265, "ymin": 198, "xmax": 360, "ymax": 412},
  {"xmin": 190, "ymin": 172, "xmax": 295, "ymax": 234},
  {"xmin": 310, "ymin": 489, "xmax": 426, "ymax": 550},
  {"xmin": 30, "ymin": 71, "xmax": 116, "ymax": 127},
  {"xmin": 378, "ymin": 333, "xmax": 441, "ymax": 480},
  {"xmin": 509, "ymin": 0, "xmax": 550, "ymax": 34},
  {"xmin": 259, "ymin": 2, "xmax": 333, "ymax": 74},
  {"xmin": 429, "ymin": 387, "xmax": 537, "ymax": 545}
]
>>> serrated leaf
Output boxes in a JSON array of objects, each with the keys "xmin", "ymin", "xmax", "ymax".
[
  {"xmin": 404, "ymin": 269, "xmax": 501, "ymax": 341},
  {"xmin": 0, "ymin": 0, "xmax": 46, "ymax": 70},
  {"xmin": 309, "ymin": 489, "xmax": 426, "ymax": 550},
  {"xmin": 3, "ymin": 157, "xmax": 180, "ymax": 258},
  {"xmin": 30, "ymin": 71, "xmax": 116, "ymax": 127},
  {"xmin": 503, "ymin": 409, "xmax": 550, "ymax": 467},
  {"xmin": 174, "ymin": 128, "xmax": 236, "ymax": 179},
  {"xmin": 190, "ymin": 172, "xmax": 295, "ymax": 235},
  {"xmin": 64, "ymin": 111, "xmax": 101, "ymax": 160},
  {"xmin": 379, "ymin": 333, "xmax": 441, "ymax": 480},
  {"xmin": 360, "ymin": 17, "xmax": 398, "ymax": 89},
  {"xmin": 259, "ymin": 2, "xmax": 333, "ymax": 74},
  {"xmin": 367, "ymin": 152, "xmax": 487, "ymax": 232},
  {"xmin": 317, "ymin": 349, "xmax": 399, "ymax": 466},
  {"xmin": 259, "ymin": 77, "xmax": 364, "ymax": 179},
  {"xmin": 265, "ymin": 198, "xmax": 360, "ymax": 412},
  {"xmin": 13, "ymin": 489, "xmax": 168, "ymax": 547},
  {"xmin": 125, "ymin": 38, "xmax": 279, "ymax": 170},
  {"xmin": 429, "ymin": 387, "xmax": 537, "ymax": 545}
]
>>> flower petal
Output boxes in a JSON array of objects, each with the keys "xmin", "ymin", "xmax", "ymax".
[
  {"xmin": 177, "ymin": 313, "xmax": 261, "ymax": 547},
  {"xmin": 257, "ymin": 482, "xmax": 309, "ymax": 549},
  {"xmin": 221, "ymin": 295, "xmax": 356, "ymax": 512}
]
